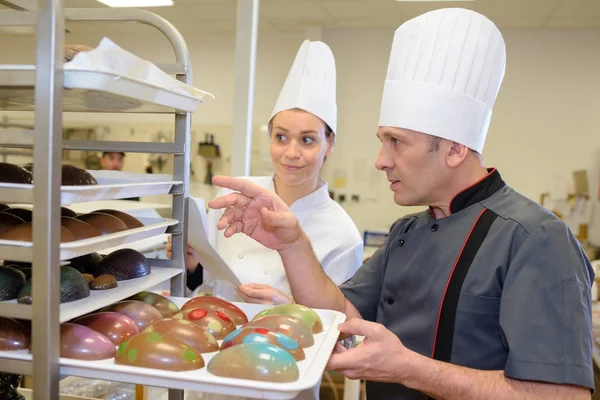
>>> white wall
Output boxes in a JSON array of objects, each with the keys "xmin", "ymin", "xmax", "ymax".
[
  {"xmin": 1, "ymin": 24, "xmax": 599, "ymax": 245},
  {"xmin": 324, "ymin": 28, "xmax": 600, "ymax": 245}
]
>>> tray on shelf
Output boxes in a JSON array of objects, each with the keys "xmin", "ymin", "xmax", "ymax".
[
  {"xmin": 0, "ymin": 267, "xmax": 180, "ymax": 323},
  {"xmin": 0, "ymin": 299, "xmax": 347, "ymax": 400},
  {"xmin": 0, "ymin": 180, "xmax": 182, "ymax": 205},
  {"xmin": 0, "ymin": 66, "xmax": 210, "ymax": 113},
  {"xmin": 0, "ymin": 217, "xmax": 178, "ymax": 262}
]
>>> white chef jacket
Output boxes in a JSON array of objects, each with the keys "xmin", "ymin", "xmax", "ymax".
[{"xmin": 197, "ymin": 176, "xmax": 364, "ymax": 301}]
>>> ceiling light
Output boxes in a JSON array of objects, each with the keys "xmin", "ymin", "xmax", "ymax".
[{"xmin": 96, "ymin": 0, "xmax": 174, "ymax": 7}]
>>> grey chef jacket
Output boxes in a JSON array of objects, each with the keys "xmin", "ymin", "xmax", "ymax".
[{"xmin": 341, "ymin": 169, "xmax": 594, "ymax": 399}]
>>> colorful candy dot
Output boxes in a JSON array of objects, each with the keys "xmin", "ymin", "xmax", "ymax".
[
  {"xmin": 216, "ymin": 311, "xmax": 231, "ymax": 322},
  {"xmin": 168, "ymin": 303, "xmax": 179, "ymax": 311},
  {"xmin": 182, "ymin": 348, "xmax": 197, "ymax": 362},
  {"xmin": 274, "ymin": 333, "xmax": 299, "ymax": 350},
  {"xmin": 207, "ymin": 320, "xmax": 221, "ymax": 332},
  {"xmin": 189, "ymin": 309, "xmax": 207, "ymax": 320},
  {"xmin": 117, "ymin": 342, "xmax": 127, "ymax": 356},
  {"xmin": 146, "ymin": 332, "xmax": 162, "ymax": 342},
  {"xmin": 127, "ymin": 348, "xmax": 138, "ymax": 362},
  {"xmin": 255, "ymin": 328, "xmax": 270, "ymax": 335},
  {"xmin": 243, "ymin": 333, "xmax": 268, "ymax": 345}
]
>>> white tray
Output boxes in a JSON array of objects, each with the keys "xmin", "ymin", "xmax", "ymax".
[
  {"xmin": 0, "ymin": 267, "xmax": 180, "ymax": 323},
  {"xmin": 0, "ymin": 66, "xmax": 209, "ymax": 113},
  {"xmin": 0, "ymin": 299, "xmax": 347, "ymax": 399},
  {"xmin": 0, "ymin": 217, "xmax": 177, "ymax": 262},
  {"xmin": 0, "ymin": 180, "xmax": 181, "ymax": 205}
]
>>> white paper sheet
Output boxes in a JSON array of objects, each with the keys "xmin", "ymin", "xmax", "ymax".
[
  {"xmin": 187, "ymin": 197, "xmax": 241, "ymax": 285},
  {"xmin": 65, "ymin": 37, "xmax": 214, "ymax": 100}
]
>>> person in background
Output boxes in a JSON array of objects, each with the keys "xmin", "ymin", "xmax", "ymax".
[
  {"xmin": 207, "ymin": 8, "xmax": 594, "ymax": 400},
  {"xmin": 99, "ymin": 151, "xmax": 124, "ymax": 171},
  {"xmin": 167, "ymin": 39, "xmax": 364, "ymax": 400},
  {"xmin": 99, "ymin": 151, "xmax": 139, "ymax": 201}
]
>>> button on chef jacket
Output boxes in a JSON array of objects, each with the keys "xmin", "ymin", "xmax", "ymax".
[
  {"xmin": 201, "ymin": 175, "xmax": 364, "ymax": 302},
  {"xmin": 341, "ymin": 169, "xmax": 595, "ymax": 399}
]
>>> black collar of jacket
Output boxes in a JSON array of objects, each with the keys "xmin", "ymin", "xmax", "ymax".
[{"xmin": 430, "ymin": 168, "xmax": 506, "ymax": 216}]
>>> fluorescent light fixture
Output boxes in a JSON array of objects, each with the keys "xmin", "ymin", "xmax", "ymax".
[{"xmin": 96, "ymin": 0, "xmax": 174, "ymax": 7}]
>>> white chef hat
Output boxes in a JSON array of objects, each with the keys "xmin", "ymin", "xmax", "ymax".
[
  {"xmin": 379, "ymin": 8, "xmax": 506, "ymax": 153},
  {"xmin": 270, "ymin": 40, "xmax": 337, "ymax": 134}
]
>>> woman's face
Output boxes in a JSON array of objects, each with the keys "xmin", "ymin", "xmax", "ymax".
[{"xmin": 269, "ymin": 109, "xmax": 333, "ymax": 187}]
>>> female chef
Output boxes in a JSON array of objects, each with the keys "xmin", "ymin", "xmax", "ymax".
[{"xmin": 168, "ymin": 39, "xmax": 363, "ymax": 306}]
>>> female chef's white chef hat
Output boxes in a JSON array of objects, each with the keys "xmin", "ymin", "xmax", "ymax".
[
  {"xmin": 379, "ymin": 8, "xmax": 506, "ymax": 153},
  {"xmin": 270, "ymin": 40, "xmax": 337, "ymax": 134}
]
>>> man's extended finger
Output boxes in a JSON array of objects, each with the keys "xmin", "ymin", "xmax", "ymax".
[
  {"xmin": 209, "ymin": 192, "xmax": 252, "ymax": 212},
  {"xmin": 211, "ymin": 176, "xmax": 268, "ymax": 200}
]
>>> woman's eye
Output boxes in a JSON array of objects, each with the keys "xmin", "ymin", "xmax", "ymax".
[
  {"xmin": 302, "ymin": 137, "xmax": 315, "ymax": 145},
  {"xmin": 391, "ymin": 137, "xmax": 401, "ymax": 145},
  {"xmin": 275, "ymin": 134, "xmax": 287, "ymax": 142}
]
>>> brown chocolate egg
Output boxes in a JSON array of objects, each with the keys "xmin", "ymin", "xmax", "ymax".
[
  {"xmin": 0, "ymin": 162, "xmax": 32, "ymax": 184},
  {"xmin": 60, "ymin": 323, "xmax": 115, "ymax": 360},
  {"xmin": 103, "ymin": 300, "xmax": 162, "ymax": 330},
  {"xmin": 2, "ymin": 208, "xmax": 32, "ymax": 223},
  {"xmin": 244, "ymin": 315, "xmax": 315, "ymax": 348},
  {"xmin": 92, "ymin": 209, "xmax": 144, "ymax": 229},
  {"xmin": 173, "ymin": 308, "xmax": 236, "ymax": 340},
  {"xmin": 82, "ymin": 273, "xmax": 94, "ymax": 284},
  {"xmin": 90, "ymin": 274, "xmax": 118, "ymax": 290},
  {"xmin": 116, "ymin": 332, "xmax": 204, "ymax": 371},
  {"xmin": 181, "ymin": 296, "xmax": 248, "ymax": 325},
  {"xmin": 61, "ymin": 217, "xmax": 101, "ymax": 240},
  {"xmin": 0, "ymin": 266, "xmax": 26, "ymax": 301},
  {"xmin": 128, "ymin": 291, "xmax": 179, "ymax": 318},
  {"xmin": 0, "ymin": 317, "xmax": 30, "ymax": 351},
  {"xmin": 17, "ymin": 266, "xmax": 90, "ymax": 304},
  {"xmin": 76, "ymin": 212, "xmax": 127, "ymax": 235},
  {"xmin": 61, "ymin": 207, "xmax": 78, "ymax": 218},
  {"xmin": 144, "ymin": 318, "xmax": 219, "ymax": 354},
  {"xmin": 73, "ymin": 312, "xmax": 139, "ymax": 346},
  {"xmin": 61, "ymin": 164, "xmax": 98, "ymax": 186},
  {"xmin": 0, "ymin": 223, "xmax": 75, "ymax": 242},
  {"xmin": 68, "ymin": 252, "xmax": 103, "ymax": 275},
  {"xmin": 94, "ymin": 248, "xmax": 150, "ymax": 281},
  {"xmin": 0, "ymin": 212, "xmax": 25, "ymax": 235}
]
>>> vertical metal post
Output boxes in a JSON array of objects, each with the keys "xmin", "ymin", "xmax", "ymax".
[
  {"xmin": 32, "ymin": 0, "xmax": 64, "ymax": 400},
  {"xmin": 230, "ymin": 0, "xmax": 259, "ymax": 176},
  {"xmin": 168, "ymin": 34, "xmax": 192, "ymax": 400}
]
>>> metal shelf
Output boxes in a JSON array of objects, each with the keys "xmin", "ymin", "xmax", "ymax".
[
  {"xmin": 0, "ymin": 66, "xmax": 207, "ymax": 114},
  {"xmin": 0, "ymin": 266, "xmax": 180, "ymax": 323},
  {"xmin": 0, "ymin": 217, "xmax": 178, "ymax": 262},
  {"xmin": 0, "ymin": 3, "xmax": 193, "ymax": 399},
  {"xmin": 0, "ymin": 180, "xmax": 182, "ymax": 204}
]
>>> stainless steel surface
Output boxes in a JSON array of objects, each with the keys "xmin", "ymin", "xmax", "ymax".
[
  {"xmin": 230, "ymin": 0, "xmax": 259, "ymax": 177},
  {"xmin": 0, "ymin": 358, "xmax": 33, "ymax": 375},
  {"xmin": 0, "ymin": 302, "xmax": 33, "ymax": 319},
  {"xmin": 63, "ymin": 140, "xmax": 184, "ymax": 154},
  {"xmin": 0, "ymin": 2, "xmax": 191, "ymax": 397},
  {"xmin": 31, "ymin": 1, "xmax": 64, "ymax": 399}
]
